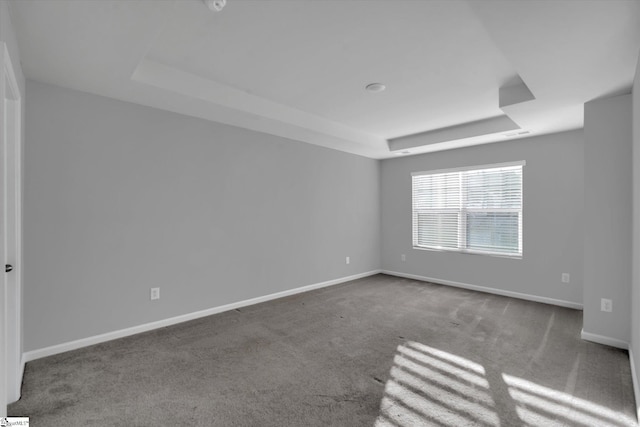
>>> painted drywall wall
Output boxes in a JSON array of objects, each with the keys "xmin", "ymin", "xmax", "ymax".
[
  {"xmin": 583, "ymin": 93, "xmax": 632, "ymax": 344},
  {"xmin": 23, "ymin": 80, "xmax": 381, "ymax": 352},
  {"xmin": 381, "ymin": 131, "xmax": 584, "ymax": 305},
  {"xmin": 1, "ymin": 1, "xmax": 24, "ymax": 93},
  {"xmin": 631, "ymin": 52, "xmax": 640, "ymax": 414}
]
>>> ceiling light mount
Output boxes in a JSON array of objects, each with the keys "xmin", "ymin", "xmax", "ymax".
[
  {"xmin": 204, "ymin": 0, "xmax": 227, "ymax": 12},
  {"xmin": 365, "ymin": 83, "xmax": 386, "ymax": 93}
]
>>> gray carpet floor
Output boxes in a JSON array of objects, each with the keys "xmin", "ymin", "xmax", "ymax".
[{"xmin": 9, "ymin": 274, "xmax": 638, "ymax": 426}]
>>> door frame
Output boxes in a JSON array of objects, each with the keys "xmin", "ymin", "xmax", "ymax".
[{"xmin": 1, "ymin": 41, "xmax": 23, "ymax": 407}]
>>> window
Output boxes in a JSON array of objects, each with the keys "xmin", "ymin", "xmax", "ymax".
[{"xmin": 412, "ymin": 161, "xmax": 524, "ymax": 257}]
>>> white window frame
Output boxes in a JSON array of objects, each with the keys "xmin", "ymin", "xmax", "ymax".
[{"xmin": 411, "ymin": 161, "xmax": 525, "ymax": 258}]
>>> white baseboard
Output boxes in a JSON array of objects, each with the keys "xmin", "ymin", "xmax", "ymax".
[
  {"xmin": 381, "ymin": 270, "xmax": 584, "ymax": 310},
  {"xmin": 23, "ymin": 270, "xmax": 381, "ymax": 363},
  {"xmin": 629, "ymin": 348, "xmax": 640, "ymax": 423},
  {"xmin": 17, "ymin": 356, "xmax": 25, "ymax": 398},
  {"xmin": 580, "ymin": 329, "xmax": 629, "ymax": 350},
  {"xmin": 6, "ymin": 356, "xmax": 26, "ymax": 405}
]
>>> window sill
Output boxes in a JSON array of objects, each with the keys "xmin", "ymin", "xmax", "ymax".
[{"xmin": 412, "ymin": 246, "xmax": 522, "ymax": 260}]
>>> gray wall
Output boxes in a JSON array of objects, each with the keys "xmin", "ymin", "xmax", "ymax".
[
  {"xmin": 1, "ymin": 1, "xmax": 24, "ymax": 94},
  {"xmin": 24, "ymin": 80, "xmax": 381, "ymax": 352},
  {"xmin": 583, "ymin": 94, "xmax": 632, "ymax": 343},
  {"xmin": 632, "ymin": 54, "xmax": 640, "ymax": 406},
  {"xmin": 381, "ymin": 131, "xmax": 584, "ymax": 305}
]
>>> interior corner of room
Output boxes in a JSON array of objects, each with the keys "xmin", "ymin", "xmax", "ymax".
[{"xmin": 2, "ymin": 0, "xmax": 640, "ymax": 425}]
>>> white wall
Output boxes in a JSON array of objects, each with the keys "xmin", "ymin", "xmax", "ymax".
[
  {"xmin": 631, "ymin": 52, "xmax": 640, "ymax": 416},
  {"xmin": 583, "ymin": 93, "xmax": 632, "ymax": 345},
  {"xmin": 23, "ymin": 80, "xmax": 381, "ymax": 352},
  {"xmin": 381, "ymin": 131, "xmax": 584, "ymax": 306}
]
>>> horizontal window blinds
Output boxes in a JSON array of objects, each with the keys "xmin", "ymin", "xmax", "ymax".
[{"xmin": 412, "ymin": 162, "xmax": 524, "ymax": 257}]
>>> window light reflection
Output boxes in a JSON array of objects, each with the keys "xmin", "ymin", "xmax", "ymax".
[{"xmin": 375, "ymin": 342, "xmax": 636, "ymax": 427}]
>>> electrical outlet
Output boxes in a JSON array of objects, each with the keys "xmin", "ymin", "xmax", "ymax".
[
  {"xmin": 601, "ymin": 298, "xmax": 612, "ymax": 312},
  {"xmin": 150, "ymin": 287, "xmax": 160, "ymax": 301},
  {"xmin": 345, "ymin": 256, "xmax": 350, "ymax": 265},
  {"xmin": 561, "ymin": 273, "xmax": 570, "ymax": 283},
  {"xmin": 401, "ymin": 254, "xmax": 406, "ymax": 262}
]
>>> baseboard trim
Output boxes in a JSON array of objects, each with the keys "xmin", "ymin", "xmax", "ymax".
[
  {"xmin": 23, "ymin": 270, "xmax": 381, "ymax": 363},
  {"xmin": 381, "ymin": 270, "xmax": 583, "ymax": 310},
  {"xmin": 629, "ymin": 348, "xmax": 640, "ymax": 422},
  {"xmin": 580, "ymin": 329, "xmax": 629, "ymax": 350},
  {"xmin": 18, "ymin": 356, "xmax": 25, "ymax": 395},
  {"xmin": 6, "ymin": 357, "xmax": 26, "ymax": 404}
]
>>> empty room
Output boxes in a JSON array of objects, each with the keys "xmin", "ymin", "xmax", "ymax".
[{"xmin": 1, "ymin": 0, "xmax": 640, "ymax": 425}]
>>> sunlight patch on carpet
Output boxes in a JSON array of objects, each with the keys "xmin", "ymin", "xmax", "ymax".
[
  {"xmin": 375, "ymin": 341, "xmax": 499, "ymax": 426},
  {"xmin": 503, "ymin": 373, "xmax": 636, "ymax": 427},
  {"xmin": 375, "ymin": 342, "xmax": 636, "ymax": 427}
]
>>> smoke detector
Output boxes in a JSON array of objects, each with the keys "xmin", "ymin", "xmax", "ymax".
[{"xmin": 204, "ymin": 0, "xmax": 226, "ymax": 12}]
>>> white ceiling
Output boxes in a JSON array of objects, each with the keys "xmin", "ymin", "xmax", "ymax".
[{"xmin": 8, "ymin": 0, "xmax": 640, "ymax": 159}]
